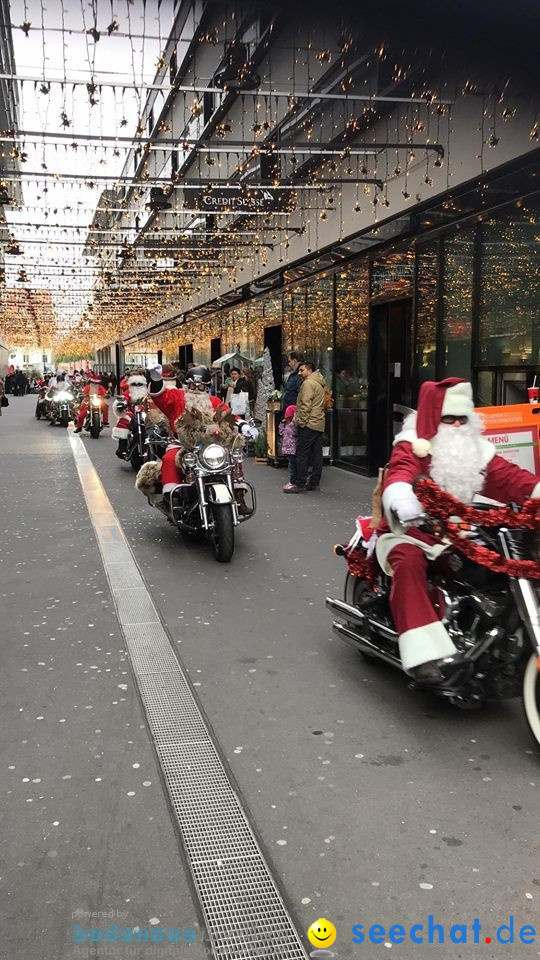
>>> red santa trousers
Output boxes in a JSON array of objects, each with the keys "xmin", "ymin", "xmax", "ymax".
[
  {"xmin": 76, "ymin": 401, "xmax": 109, "ymax": 429},
  {"xmin": 161, "ymin": 448, "xmax": 183, "ymax": 493},
  {"xmin": 387, "ymin": 542, "xmax": 456, "ymax": 671},
  {"xmin": 112, "ymin": 412, "xmax": 132, "ymax": 439}
]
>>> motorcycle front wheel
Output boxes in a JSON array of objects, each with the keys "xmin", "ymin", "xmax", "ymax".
[
  {"xmin": 90, "ymin": 412, "xmax": 101, "ymax": 438},
  {"xmin": 211, "ymin": 504, "xmax": 234, "ymax": 562},
  {"xmin": 60, "ymin": 411, "xmax": 69, "ymax": 427},
  {"xmin": 522, "ymin": 653, "xmax": 540, "ymax": 747},
  {"xmin": 130, "ymin": 449, "xmax": 143, "ymax": 471}
]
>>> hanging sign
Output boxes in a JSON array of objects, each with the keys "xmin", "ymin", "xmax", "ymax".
[
  {"xmin": 183, "ymin": 185, "xmax": 296, "ymax": 213},
  {"xmin": 476, "ymin": 403, "xmax": 540, "ymax": 474}
]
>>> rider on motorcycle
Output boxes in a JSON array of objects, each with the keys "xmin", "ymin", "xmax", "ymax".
[
  {"xmin": 146, "ymin": 363, "xmax": 257, "ymax": 503},
  {"xmin": 380, "ymin": 378, "xmax": 540, "ymax": 684},
  {"xmin": 73, "ymin": 372, "xmax": 110, "ymax": 433},
  {"xmin": 112, "ymin": 369, "xmax": 149, "ymax": 459}
]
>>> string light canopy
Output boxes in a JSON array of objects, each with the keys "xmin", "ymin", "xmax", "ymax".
[{"xmin": 0, "ymin": 0, "xmax": 531, "ymax": 354}]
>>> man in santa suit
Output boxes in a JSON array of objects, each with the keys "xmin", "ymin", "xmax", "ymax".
[
  {"xmin": 112, "ymin": 369, "xmax": 149, "ymax": 458},
  {"xmin": 73, "ymin": 372, "xmax": 110, "ymax": 432},
  {"xmin": 379, "ymin": 378, "xmax": 540, "ymax": 683},
  {"xmin": 147, "ymin": 363, "xmax": 257, "ymax": 499}
]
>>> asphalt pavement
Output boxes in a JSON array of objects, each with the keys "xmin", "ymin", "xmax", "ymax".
[{"xmin": 1, "ymin": 395, "xmax": 539, "ymax": 960}]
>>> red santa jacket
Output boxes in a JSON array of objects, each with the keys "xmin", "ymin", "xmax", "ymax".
[
  {"xmin": 150, "ymin": 384, "xmax": 227, "ymax": 433},
  {"xmin": 382, "ymin": 436, "xmax": 540, "ymax": 534},
  {"xmin": 82, "ymin": 383, "xmax": 107, "ymax": 398}
]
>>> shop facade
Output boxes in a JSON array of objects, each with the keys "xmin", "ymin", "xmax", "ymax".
[{"xmin": 143, "ymin": 157, "xmax": 539, "ymax": 476}]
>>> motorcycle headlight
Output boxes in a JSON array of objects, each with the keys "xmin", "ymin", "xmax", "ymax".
[
  {"xmin": 56, "ymin": 391, "xmax": 69, "ymax": 401},
  {"xmin": 200, "ymin": 443, "xmax": 227, "ymax": 471},
  {"xmin": 182, "ymin": 451, "xmax": 197, "ymax": 470},
  {"xmin": 91, "ymin": 396, "xmax": 101, "ymax": 406},
  {"xmin": 232, "ymin": 448, "xmax": 244, "ymax": 463}
]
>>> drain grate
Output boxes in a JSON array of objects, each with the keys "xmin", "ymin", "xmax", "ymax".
[{"xmin": 69, "ymin": 434, "xmax": 308, "ymax": 960}]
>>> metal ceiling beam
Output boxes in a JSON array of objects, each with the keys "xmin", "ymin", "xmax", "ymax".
[
  {"xmin": 0, "ymin": 130, "xmax": 439, "ymax": 153},
  {"xmin": 0, "ymin": 73, "xmax": 453, "ymax": 104}
]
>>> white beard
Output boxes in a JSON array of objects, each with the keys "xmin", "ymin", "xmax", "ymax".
[
  {"xmin": 128, "ymin": 383, "xmax": 148, "ymax": 402},
  {"xmin": 184, "ymin": 389, "xmax": 213, "ymax": 415},
  {"xmin": 429, "ymin": 412, "xmax": 486, "ymax": 503}
]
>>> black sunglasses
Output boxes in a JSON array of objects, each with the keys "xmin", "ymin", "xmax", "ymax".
[
  {"xmin": 441, "ymin": 414, "xmax": 468, "ymax": 424},
  {"xmin": 187, "ymin": 382, "xmax": 208, "ymax": 392}
]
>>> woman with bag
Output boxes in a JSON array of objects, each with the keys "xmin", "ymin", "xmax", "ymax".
[{"xmin": 229, "ymin": 368, "xmax": 250, "ymax": 418}]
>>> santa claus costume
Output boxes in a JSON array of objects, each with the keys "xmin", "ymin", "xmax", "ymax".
[
  {"xmin": 74, "ymin": 373, "xmax": 109, "ymax": 432},
  {"xmin": 112, "ymin": 370, "xmax": 149, "ymax": 457},
  {"xmin": 146, "ymin": 365, "xmax": 229, "ymax": 493},
  {"xmin": 145, "ymin": 364, "xmax": 257, "ymax": 494},
  {"xmin": 379, "ymin": 378, "xmax": 540, "ymax": 681}
]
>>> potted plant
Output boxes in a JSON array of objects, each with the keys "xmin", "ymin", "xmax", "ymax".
[{"xmin": 267, "ymin": 389, "xmax": 282, "ymax": 411}]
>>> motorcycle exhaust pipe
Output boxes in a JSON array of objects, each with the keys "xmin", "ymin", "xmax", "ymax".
[{"xmin": 331, "ymin": 621, "xmax": 402, "ymax": 669}]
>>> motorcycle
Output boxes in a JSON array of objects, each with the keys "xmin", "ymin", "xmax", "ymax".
[
  {"xmin": 145, "ymin": 420, "xmax": 170, "ymax": 462},
  {"xmin": 142, "ymin": 439, "xmax": 256, "ymax": 563},
  {"xmin": 35, "ymin": 387, "xmax": 49, "ymax": 420},
  {"xmin": 85, "ymin": 394, "xmax": 106, "ymax": 438},
  {"xmin": 49, "ymin": 388, "xmax": 75, "ymax": 427},
  {"xmin": 326, "ymin": 476, "xmax": 540, "ymax": 746},
  {"xmin": 115, "ymin": 397, "xmax": 147, "ymax": 471}
]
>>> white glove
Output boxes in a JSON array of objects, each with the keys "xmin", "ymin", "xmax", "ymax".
[
  {"xmin": 240, "ymin": 422, "xmax": 259, "ymax": 440},
  {"xmin": 148, "ymin": 363, "xmax": 163, "ymax": 382},
  {"xmin": 392, "ymin": 492, "xmax": 424, "ymax": 525}
]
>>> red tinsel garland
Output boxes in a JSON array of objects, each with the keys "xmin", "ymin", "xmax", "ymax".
[
  {"xmin": 415, "ymin": 477, "xmax": 540, "ymax": 580},
  {"xmin": 346, "ymin": 550, "xmax": 379, "ymax": 589},
  {"xmin": 340, "ymin": 477, "xmax": 540, "ymax": 586}
]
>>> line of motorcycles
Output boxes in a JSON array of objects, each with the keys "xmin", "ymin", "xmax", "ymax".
[
  {"xmin": 35, "ymin": 385, "xmax": 108, "ymax": 436},
  {"xmin": 115, "ymin": 396, "xmax": 256, "ymax": 563},
  {"xmin": 33, "ymin": 381, "xmax": 540, "ymax": 745}
]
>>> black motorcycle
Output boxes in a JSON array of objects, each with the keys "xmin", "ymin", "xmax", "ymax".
[
  {"xmin": 326, "ymin": 477, "xmax": 540, "ymax": 746},
  {"xmin": 115, "ymin": 398, "xmax": 147, "ymax": 471},
  {"xmin": 140, "ymin": 439, "xmax": 256, "ymax": 563},
  {"xmin": 35, "ymin": 387, "xmax": 49, "ymax": 420},
  {"xmin": 84, "ymin": 393, "xmax": 107, "ymax": 438}
]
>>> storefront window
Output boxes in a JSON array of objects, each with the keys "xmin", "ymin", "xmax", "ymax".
[
  {"xmin": 286, "ymin": 276, "xmax": 333, "ymax": 380},
  {"xmin": 441, "ymin": 230, "xmax": 474, "ymax": 378},
  {"xmin": 478, "ymin": 201, "xmax": 540, "ymax": 366},
  {"xmin": 335, "ymin": 261, "xmax": 369, "ymax": 466},
  {"xmin": 415, "ymin": 242, "xmax": 438, "ymax": 385},
  {"xmin": 371, "ymin": 247, "xmax": 414, "ymax": 300},
  {"xmin": 305, "ymin": 275, "xmax": 334, "ymax": 382}
]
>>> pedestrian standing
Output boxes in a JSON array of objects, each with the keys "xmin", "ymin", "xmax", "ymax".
[
  {"xmin": 0, "ymin": 375, "xmax": 5, "ymax": 416},
  {"xmin": 281, "ymin": 352, "xmax": 303, "ymax": 411},
  {"xmin": 279, "ymin": 404, "xmax": 298, "ymax": 491},
  {"xmin": 284, "ymin": 361, "xmax": 326, "ymax": 493}
]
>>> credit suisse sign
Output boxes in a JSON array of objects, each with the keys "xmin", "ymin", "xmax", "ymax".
[{"xmin": 183, "ymin": 185, "xmax": 297, "ymax": 213}]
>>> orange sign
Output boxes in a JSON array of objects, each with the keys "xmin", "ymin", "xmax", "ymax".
[{"xmin": 476, "ymin": 403, "xmax": 540, "ymax": 475}]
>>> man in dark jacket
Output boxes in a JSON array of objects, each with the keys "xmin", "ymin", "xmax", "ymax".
[{"xmin": 281, "ymin": 352, "xmax": 303, "ymax": 411}]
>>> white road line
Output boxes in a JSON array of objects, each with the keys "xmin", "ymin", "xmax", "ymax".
[{"xmin": 68, "ymin": 432, "xmax": 308, "ymax": 960}]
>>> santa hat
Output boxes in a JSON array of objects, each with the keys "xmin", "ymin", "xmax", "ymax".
[
  {"xmin": 88, "ymin": 373, "xmax": 101, "ymax": 383},
  {"xmin": 284, "ymin": 404, "xmax": 297, "ymax": 419},
  {"xmin": 127, "ymin": 372, "xmax": 147, "ymax": 387},
  {"xmin": 412, "ymin": 378, "xmax": 474, "ymax": 458}
]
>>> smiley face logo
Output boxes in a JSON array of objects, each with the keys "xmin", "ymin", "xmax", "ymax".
[{"xmin": 307, "ymin": 918, "xmax": 337, "ymax": 948}]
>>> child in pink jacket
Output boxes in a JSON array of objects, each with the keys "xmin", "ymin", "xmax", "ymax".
[{"xmin": 279, "ymin": 404, "xmax": 298, "ymax": 492}]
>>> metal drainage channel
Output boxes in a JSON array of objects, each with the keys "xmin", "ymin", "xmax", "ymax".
[{"xmin": 69, "ymin": 433, "xmax": 308, "ymax": 960}]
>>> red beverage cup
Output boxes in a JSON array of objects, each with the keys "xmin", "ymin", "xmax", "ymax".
[{"xmin": 527, "ymin": 387, "xmax": 538, "ymax": 404}]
